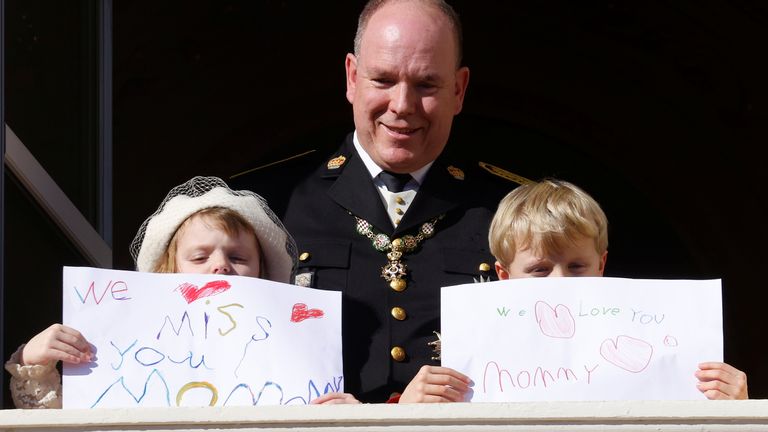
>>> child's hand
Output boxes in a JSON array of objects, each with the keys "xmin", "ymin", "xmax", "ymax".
[
  {"xmin": 309, "ymin": 392, "xmax": 361, "ymax": 404},
  {"xmin": 399, "ymin": 365, "xmax": 470, "ymax": 403},
  {"xmin": 695, "ymin": 362, "xmax": 748, "ymax": 400},
  {"xmin": 21, "ymin": 324, "xmax": 92, "ymax": 366}
]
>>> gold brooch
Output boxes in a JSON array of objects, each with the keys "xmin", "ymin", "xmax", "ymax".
[
  {"xmin": 447, "ymin": 165, "xmax": 465, "ymax": 180},
  {"xmin": 327, "ymin": 155, "xmax": 347, "ymax": 170},
  {"xmin": 428, "ymin": 331, "xmax": 442, "ymax": 361}
]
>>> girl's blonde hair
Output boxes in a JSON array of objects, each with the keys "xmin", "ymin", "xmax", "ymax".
[
  {"xmin": 489, "ymin": 179, "xmax": 608, "ymax": 268},
  {"xmin": 154, "ymin": 207, "xmax": 263, "ymax": 274}
]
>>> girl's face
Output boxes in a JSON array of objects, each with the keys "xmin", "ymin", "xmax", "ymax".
[
  {"xmin": 495, "ymin": 235, "xmax": 607, "ymax": 280},
  {"xmin": 174, "ymin": 215, "xmax": 261, "ymax": 277}
]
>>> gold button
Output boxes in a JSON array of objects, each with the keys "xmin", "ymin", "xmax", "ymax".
[
  {"xmin": 395, "ymin": 218, "xmax": 401, "ymax": 225},
  {"xmin": 395, "ymin": 196, "xmax": 406, "ymax": 205},
  {"xmin": 391, "ymin": 346, "xmax": 406, "ymax": 362},
  {"xmin": 299, "ymin": 252, "xmax": 311, "ymax": 262},
  {"xmin": 395, "ymin": 208, "xmax": 404, "ymax": 215},
  {"xmin": 390, "ymin": 278, "xmax": 406, "ymax": 292},
  {"xmin": 391, "ymin": 307, "xmax": 407, "ymax": 321},
  {"xmin": 479, "ymin": 262, "xmax": 491, "ymax": 272}
]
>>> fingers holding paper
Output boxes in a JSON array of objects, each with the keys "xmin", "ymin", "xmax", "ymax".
[
  {"xmin": 696, "ymin": 361, "xmax": 748, "ymax": 400},
  {"xmin": 399, "ymin": 365, "xmax": 471, "ymax": 403}
]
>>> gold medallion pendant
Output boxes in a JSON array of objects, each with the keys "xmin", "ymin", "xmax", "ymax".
[{"xmin": 354, "ymin": 215, "xmax": 443, "ymax": 291}]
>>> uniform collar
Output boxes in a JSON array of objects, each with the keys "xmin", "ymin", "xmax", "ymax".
[
  {"xmin": 352, "ymin": 131, "xmax": 433, "ymax": 186},
  {"xmin": 327, "ymin": 132, "xmax": 465, "ymax": 236}
]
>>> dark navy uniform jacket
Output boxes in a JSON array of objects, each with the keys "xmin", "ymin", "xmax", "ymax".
[{"xmin": 235, "ymin": 133, "xmax": 521, "ymax": 402}]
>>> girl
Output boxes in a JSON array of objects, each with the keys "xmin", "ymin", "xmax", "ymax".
[{"xmin": 5, "ymin": 176, "xmax": 357, "ymax": 407}]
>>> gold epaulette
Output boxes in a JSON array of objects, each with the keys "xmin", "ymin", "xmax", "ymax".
[{"xmin": 478, "ymin": 161, "xmax": 533, "ymax": 185}]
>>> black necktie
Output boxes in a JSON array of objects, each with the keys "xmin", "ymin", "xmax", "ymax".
[{"xmin": 379, "ymin": 171, "xmax": 412, "ymax": 193}]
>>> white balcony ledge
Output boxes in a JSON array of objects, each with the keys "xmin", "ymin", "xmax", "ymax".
[{"xmin": 1, "ymin": 400, "xmax": 767, "ymax": 431}]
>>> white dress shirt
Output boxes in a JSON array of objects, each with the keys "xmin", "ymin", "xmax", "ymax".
[{"xmin": 353, "ymin": 132, "xmax": 433, "ymax": 227}]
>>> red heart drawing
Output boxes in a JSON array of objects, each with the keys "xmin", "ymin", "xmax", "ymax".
[
  {"xmin": 534, "ymin": 301, "xmax": 576, "ymax": 338},
  {"xmin": 177, "ymin": 280, "xmax": 231, "ymax": 304},
  {"xmin": 290, "ymin": 303, "xmax": 325, "ymax": 323},
  {"xmin": 600, "ymin": 335, "xmax": 653, "ymax": 373}
]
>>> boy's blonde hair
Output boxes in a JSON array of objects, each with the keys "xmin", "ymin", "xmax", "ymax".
[
  {"xmin": 154, "ymin": 207, "xmax": 263, "ymax": 274},
  {"xmin": 489, "ymin": 179, "xmax": 608, "ymax": 268}
]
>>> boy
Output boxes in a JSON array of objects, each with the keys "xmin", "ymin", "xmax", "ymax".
[
  {"xmin": 400, "ymin": 179, "xmax": 747, "ymax": 402},
  {"xmin": 489, "ymin": 178, "xmax": 608, "ymax": 279}
]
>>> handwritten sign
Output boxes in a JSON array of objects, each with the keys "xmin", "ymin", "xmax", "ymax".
[
  {"xmin": 441, "ymin": 277, "xmax": 722, "ymax": 401},
  {"xmin": 62, "ymin": 267, "xmax": 342, "ymax": 408}
]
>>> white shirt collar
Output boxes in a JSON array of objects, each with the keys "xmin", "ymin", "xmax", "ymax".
[{"xmin": 353, "ymin": 131, "xmax": 432, "ymax": 185}]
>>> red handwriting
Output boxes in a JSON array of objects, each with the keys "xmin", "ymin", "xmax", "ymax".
[
  {"xmin": 73, "ymin": 280, "xmax": 131, "ymax": 304},
  {"xmin": 483, "ymin": 361, "xmax": 599, "ymax": 393},
  {"xmin": 177, "ymin": 280, "xmax": 231, "ymax": 304},
  {"xmin": 290, "ymin": 303, "xmax": 324, "ymax": 323}
]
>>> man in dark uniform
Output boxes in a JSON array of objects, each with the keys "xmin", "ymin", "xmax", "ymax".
[{"xmin": 236, "ymin": 0, "xmax": 525, "ymax": 403}]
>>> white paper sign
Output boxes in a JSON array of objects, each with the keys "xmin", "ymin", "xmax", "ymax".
[
  {"xmin": 441, "ymin": 277, "xmax": 722, "ymax": 401},
  {"xmin": 62, "ymin": 266, "xmax": 342, "ymax": 408}
]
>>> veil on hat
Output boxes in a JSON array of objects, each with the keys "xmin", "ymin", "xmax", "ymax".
[{"xmin": 129, "ymin": 176, "xmax": 297, "ymax": 283}]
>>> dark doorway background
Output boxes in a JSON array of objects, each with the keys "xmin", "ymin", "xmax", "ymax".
[{"xmin": 112, "ymin": 1, "xmax": 768, "ymax": 397}]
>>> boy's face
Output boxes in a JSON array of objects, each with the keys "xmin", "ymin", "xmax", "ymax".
[
  {"xmin": 174, "ymin": 215, "xmax": 262, "ymax": 278},
  {"xmin": 495, "ymin": 235, "xmax": 607, "ymax": 280}
]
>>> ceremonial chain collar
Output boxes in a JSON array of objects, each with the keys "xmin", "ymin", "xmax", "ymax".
[{"xmin": 354, "ymin": 214, "xmax": 444, "ymax": 292}]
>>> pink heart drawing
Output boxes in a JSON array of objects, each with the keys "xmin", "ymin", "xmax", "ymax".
[
  {"xmin": 600, "ymin": 335, "xmax": 653, "ymax": 373},
  {"xmin": 534, "ymin": 301, "xmax": 576, "ymax": 338},
  {"xmin": 663, "ymin": 335, "xmax": 679, "ymax": 347},
  {"xmin": 177, "ymin": 280, "xmax": 231, "ymax": 304},
  {"xmin": 290, "ymin": 303, "xmax": 325, "ymax": 323}
]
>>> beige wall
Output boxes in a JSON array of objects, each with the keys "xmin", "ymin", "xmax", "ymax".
[{"xmin": 2, "ymin": 401, "xmax": 768, "ymax": 431}]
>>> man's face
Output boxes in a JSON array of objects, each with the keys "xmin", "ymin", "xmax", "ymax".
[{"xmin": 345, "ymin": 2, "xmax": 469, "ymax": 173}]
